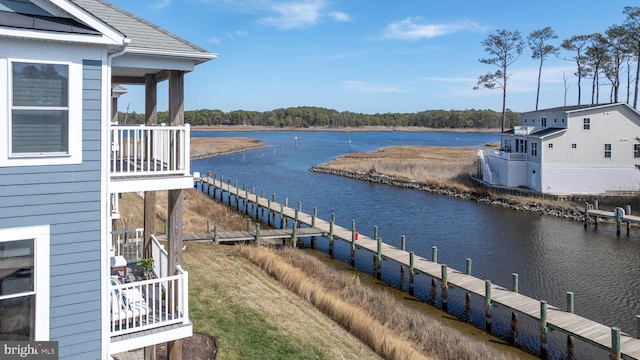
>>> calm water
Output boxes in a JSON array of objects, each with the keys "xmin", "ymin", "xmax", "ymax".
[{"xmin": 192, "ymin": 130, "xmax": 640, "ymax": 359}]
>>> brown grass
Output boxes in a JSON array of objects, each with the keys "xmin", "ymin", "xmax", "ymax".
[
  {"xmin": 241, "ymin": 246, "xmax": 523, "ymax": 360},
  {"xmin": 191, "ymin": 137, "xmax": 265, "ymax": 159}
]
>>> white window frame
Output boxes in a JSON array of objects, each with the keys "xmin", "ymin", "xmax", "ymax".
[
  {"xmin": 604, "ymin": 143, "xmax": 612, "ymax": 158},
  {"xmin": 583, "ymin": 118, "xmax": 591, "ymax": 130},
  {"xmin": 1, "ymin": 57, "xmax": 82, "ymax": 167},
  {"xmin": 0, "ymin": 225, "xmax": 50, "ymax": 340}
]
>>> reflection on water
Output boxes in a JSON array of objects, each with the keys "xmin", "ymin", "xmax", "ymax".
[{"xmin": 193, "ymin": 131, "xmax": 640, "ymax": 358}]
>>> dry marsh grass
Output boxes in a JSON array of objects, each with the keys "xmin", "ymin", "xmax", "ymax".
[
  {"xmin": 240, "ymin": 246, "xmax": 522, "ymax": 360},
  {"xmin": 321, "ymin": 146, "xmax": 481, "ymax": 192}
]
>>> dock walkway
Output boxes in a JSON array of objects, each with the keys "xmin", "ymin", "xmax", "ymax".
[{"xmin": 197, "ymin": 177, "xmax": 640, "ymax": 359}]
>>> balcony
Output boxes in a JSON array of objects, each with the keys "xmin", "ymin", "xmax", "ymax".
[
  {"xmin": 485, "ymin": 149, "xmax": 527, "ymax": 161},
  {"xmin": 109, "ymin": 231, "xmax": 192, "ymax": 355},
  {"xmin": 110, "ymin": 124, "xmax": 193, "ymax": 193}
]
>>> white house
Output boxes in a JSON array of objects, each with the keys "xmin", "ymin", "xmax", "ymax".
[
  {"xmin": 478, "ymin": 103, "xmax": 640, "ymax": 195},
  {"xmin": 0, "ymin": 1, "xmax": 216, "ymax": 359}
]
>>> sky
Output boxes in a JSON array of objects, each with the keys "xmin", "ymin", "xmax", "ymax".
[{"xmin": 109, "ymin": 0, "xmax": 636, "ymax": 115}]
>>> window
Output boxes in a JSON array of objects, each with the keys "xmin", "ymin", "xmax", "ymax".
[
  {"xmin": 634, "ymin": 144, "xmax": 640, "ymax": 158},
  {"xmin": 571, "ymin": 143, "xmax": 577, "ymax": 149},
  {"xmin": 11, "ymin": 62, "xmax": 69, "ymax": 155},
  {"xmin": 531, "ymin": 142, "xmax": 538, "ymax": 156},
  {"xmin": 2, "ymin": 57, "xmax": 81, "ymax": 167},
  {"xmin": 503, "ymin": 139, "xmax": 512, "ymax": 152},
  {"xmin": 604, "ymin": 144, "xmax": 612, "ymax": 158},
  {"xmin": 0, "ymin": 226, "xmax": 49, "ymax": 341},
  {"xmin": 548, "ymin": 143, "xmax": 554, "ymax": 149},
  {"xmin": 541, "ymin": 117, "xmax": 547, "ymax": 126},
  {"xmin": 583, "ymin": 118, "xmax": 590, "ymax": 130}
]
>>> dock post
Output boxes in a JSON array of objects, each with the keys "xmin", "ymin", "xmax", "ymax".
[
  {"xmin": 465, "ymin": 258, "xmax": 472, "ymax": 319},
  {"xmin": 295, "ymin": 204, "xmax": 300, "ymax": 227},
  {"xmin": 255, "ymin": 223, "xmax": 261, "ymax": 246},
  {"xmin": 611, "ymin": 327, "xmax": 621, "ymax": 360},
  {"xmin": 627, "ymin": 205, "xmax": 632, "ymax": 235},
  {"xmin": 594, "ymin": 200, "xmax": 599, "ymax": 209},
  {"xmin": 511, "ymin": 273, "xmax": 519, "ymax": 344},
  {"xmin": 267, "ymin": 200, "xmax": 272, "ymax": 226},
  {"xmin": 584, "ymin": 202, "xmax": 589, "ymax": 229},
  {"xmin": 284, "ymin": 198, "xmax": 289, "ymax": 228},
  {"xmin": 279, "ymin": 203, "xmax": 284, "ymax": 229},
  {"xmin": 311, "ymin": 208, "xmax": 318, "ymax": 249},
  {"xmin": 400, "ymin": 235, "xmax": 406, "ymax": 288},
  {"xmin": 213, "ymin": 224, "xmax": 219, "ymax": 244},
  {"xmin": 441, "ymin": 265, "xmax": 448, "ymax": 312},
  {"xmin": 291, "ymin": 220, "xmax": 298, "ymax": 248},
  {"xmin": 244, "ymin": 184, "xmax": 248, "ymax": 214},
  {"xmin": 207, "ymin": 219, "xmax": 211, "ymax": 233},
  {"xmin": 376, "ymin": 237, "xmax": 382, "ymax": 279},
  {"xmin": 246, "ymin": 219, "xmax": 252, "ymax": 232},
  {"xmin": 350, "ymin": 220, "xmax": 356, "ymax": 267},
  {"xmin": 235, "ymin": 181, "xmax": 239, "ymax": 210},
  {"xmin": 567, "ymin": 292, "xmax": 575, "ymax": 356},
  {"xmin": 409, "ymin": 252, "xmax": 415, "ymax": 295},
  {"xmin": 271, "ymin": 194, "xmax": 276, "ymax": 224},
  {"xmin": 485, "ymin": 280, "xmax": 492, "ymax": 333},
  {"xmin": 259, "ymin": 190, "xmax": 264, "ymax": 218},
  {"xmin": 227, "ymin": 179, "xmax": 232, "ymax": 206},
  {"xmin": 540, "ymin": 300, "xmax": 548, "ymax": 359},
  {"xmin": 615, "ymin": 207, "xmax": 624, "ymax": 235},
  {"xmin": 373, "ymin": 226, "xmax": 379, "ymax": 273},
  {"xmin": 431, "ymin": 246, "xmax": 438, "ymax": 304},
  {"xmin": 254, "ymin": 193, "xmax": 259, "ymax": 219},
  {"xmin": 329, "ymin": 213, "xmax": 335, "ymax": 258}
]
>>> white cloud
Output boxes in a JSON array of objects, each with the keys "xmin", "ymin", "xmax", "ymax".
[
  {"xmin": 197, "ymin": 0, "xmax": 349, "ymax": 30},
  {"xmin": 383, "ymin": 17, "xmax": 486, "ymax": 41},
  {"xmin": 153, "ymin": 0, "xmax": 171, "ymax": 10},
  {"xmin": 342, "ymin": 80, "xmax": 402, "ymax": 93}
]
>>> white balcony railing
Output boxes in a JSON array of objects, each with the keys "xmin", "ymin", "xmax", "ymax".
[
  {"xmin": 112, "ymin": 228, "xmax": 144, "ymax": 262},
  {"xmin": 110, "ymin": 124, "xmax": 191, "ymax": 178},
  {"xmin": 486, "ymin": 149, "xmax": 527, "ymax": 161},
  {"xmin": 109, "ymin": 266, "xmax": 189, "ymax": 337}
]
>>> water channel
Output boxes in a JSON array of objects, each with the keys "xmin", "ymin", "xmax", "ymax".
[{"xmin": 192, "ymin": 130, "xmax": 640, "ymax": 359}]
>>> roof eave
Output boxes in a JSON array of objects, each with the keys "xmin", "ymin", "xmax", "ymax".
[{"xmin": 126, "ymin": 47, "xmax": 218, "ymax": 64}]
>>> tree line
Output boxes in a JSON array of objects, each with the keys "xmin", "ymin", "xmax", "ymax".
[
  {"xmin": 476, "ymin": 6, "xmax": 640, "ymax": 131},
  {"xmin": 118, "ymin": 106, "xmax": 521, "ymax": 129}
]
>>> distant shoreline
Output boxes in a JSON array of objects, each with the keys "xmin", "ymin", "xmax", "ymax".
[{"xmin": 192, "ymin": 125, "xmax": 501, "ymax": 134}]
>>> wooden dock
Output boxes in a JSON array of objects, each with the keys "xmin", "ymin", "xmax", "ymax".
[
  {"xmin": 157, "ymin": 227, "xmax": 327, "ymax": 245},
  {"xmin": 197, "ymin": 176, "xmax": 640, "ymax": 359},
  {"xmin": 584, "ymin": 202, "xmax": 640, "ymax": 235}
]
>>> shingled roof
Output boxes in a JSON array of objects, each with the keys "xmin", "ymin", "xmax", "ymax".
[{"xmin": 70, "ymin": 0, "xmax": 214, "ymax": 61}]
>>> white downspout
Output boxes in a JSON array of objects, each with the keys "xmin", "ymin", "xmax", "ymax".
[{"xmin": 102, "ymin": 39, "xmax": 130, "ymax": 360}]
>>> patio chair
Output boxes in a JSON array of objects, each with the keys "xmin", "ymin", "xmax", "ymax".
[{"xmin": 110, "ymin": 277, "xmax": 149, "ymax": 329}]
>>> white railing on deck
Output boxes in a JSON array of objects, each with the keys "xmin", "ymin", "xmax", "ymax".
[
  {"xmin": 486, "ymin": 149, "xmax": 527, "ymax": 161},
  {"xmin": 110, "ymin": 124, "xmax": 190, "ymax": 178},
  {"xmin": 112, "ymin": 228, "xmax": 144, "ymax": 262},
  {"xmin": 151, "ymin": 235, "xmax": 168, "ymax": 279},
  {"xmin": 514, "ymin": 126, "xmax": 533, "ymax": 136},
  {"xmin": 109, "ymin": 266, "xmax": 189, "ymax": 337}
]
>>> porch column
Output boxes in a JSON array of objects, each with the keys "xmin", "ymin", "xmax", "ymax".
[
  {"xmin": 144, "ymin": 74, "xmax": 158, "ymax": 360},
  {"xmin": 143, "ymin": 74, "xmax": 158, "ymax": 260},
  {"xmin": 167, "ymin": 70, "xmax": 185, "ymax": 360}
]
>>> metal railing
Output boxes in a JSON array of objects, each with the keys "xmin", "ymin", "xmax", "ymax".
[
  {"xmin": 109, "ymin": 266, "xmax": 189, "ymax": 337},
  {"xmin": 110, "ymin": 124, "xmax": 190, "ymax": 178}
]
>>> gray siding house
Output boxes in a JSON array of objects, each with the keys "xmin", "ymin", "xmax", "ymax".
[
  {"xmin": 478, "ymin": 103, "xmax": 640, "ymax": 194},
  {"xmin": 0, "ymin": 1, "xmax": 216, "ymax": 359}
]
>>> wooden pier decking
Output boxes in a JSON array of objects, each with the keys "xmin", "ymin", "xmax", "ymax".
[
  {"xmin": 584, "ymin": 202, "xmax": 640, "ymax": 235},
  {"xmin": 196, "ymin": 176, "xmax": 640, "ymax": 359}
]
